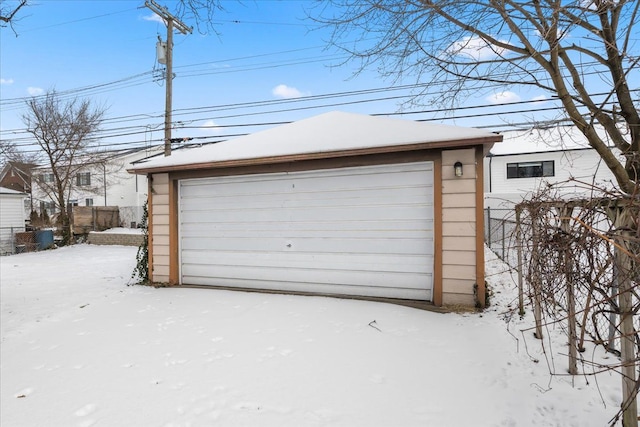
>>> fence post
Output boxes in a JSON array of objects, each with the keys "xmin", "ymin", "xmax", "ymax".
[
  {"xmin": 615, "ymin": 232, "xmax": 638, "ymax": 427},
  {"xmin": 516, "ymin": 207, "xmax": 525, "ymax": 317},
  {"xmin": 608, "ymin": 267, "xmax": 618, "ymax": 353},
  {"xmin": 486, "ymin": 207, "xmax": 492, "ymax": 248},
  {"xmin": 530, "ymin": 206, "xmax": 543, "ymax": 339},
  {"xmin": 558, "ymin": 205, "xmax": 578, "ymax": 375}
]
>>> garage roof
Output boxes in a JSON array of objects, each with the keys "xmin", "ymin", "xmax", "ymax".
[{"xmin": 129, "ymin": 111, "xmax": 501, "ymax": 174}]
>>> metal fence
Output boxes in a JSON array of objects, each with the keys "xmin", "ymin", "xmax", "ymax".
[
  {"xmin": 0, "ymin": 226, "xmax": 22, "ymax": 256},
  {"xmin": 484, "ymin": 208, "xmax": 518, "ymax": 267},
  {"xmin": 485, "ymin": 204, "xmax": 638, "ymax": 358}
]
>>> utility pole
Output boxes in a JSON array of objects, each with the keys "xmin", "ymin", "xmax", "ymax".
[{"xmin": 144, "ymin": 0, "xmax": 192, "ymax": 156}]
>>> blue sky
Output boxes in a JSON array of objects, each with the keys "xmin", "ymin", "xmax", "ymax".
[{"xmin": 0, "ymin": 0, "xmax": 602, "ymax": 156}]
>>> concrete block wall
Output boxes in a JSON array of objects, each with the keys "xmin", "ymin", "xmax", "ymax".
[{"xmin": 87, "ymin": 232, "xmax": 144, "ymax": 247}]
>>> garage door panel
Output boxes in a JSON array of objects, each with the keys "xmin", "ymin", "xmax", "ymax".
[
  {"xmin": 182, "ymin": 250, "xmax": 433, "ymax": 273},
  {"xmin": 181, "ymin": 219, "xmax": 432, "ymax": 233},
  {"xmin": 179, "ymin": 162, "xmax": 434, "ymax": 301},
  {"xmin": 181, "ymin": 164, "xmax": 432, "ymax": 197},
  {"xmin": 183, "ymin": 263, "xmax": 432, "ymax": 290},
  {"xmin": 181, "ymin": 205, "xmax": 432, "ymax": 224},
  {"xmin": 181, "ymin": 189, "xmax": 433, "ymax": 212},
  {"xmin": 180, "ymin": 226, "xmax": 431, "ymax": 240},
  {"xmin": 181, "ymin": 236, "xmax": 432, "ymax": 255},
  {"xmin": 182, "ymin": 275, "xmax": 430, "ymax": 300}
]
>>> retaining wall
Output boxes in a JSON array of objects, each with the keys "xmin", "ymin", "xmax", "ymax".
[{"xmin": 87, "ymin": 232, "xmax": 144, "ymax": 247}]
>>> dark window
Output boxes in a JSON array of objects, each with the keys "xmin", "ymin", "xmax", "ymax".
[
  {"xmin": 76, "ymin": 172, "xmax": 91, "ymax": 186},
  {"xmin": 40, "ymin": 173, "xmax": 54, "ymax": 183},
  {"xmin": 507, "ymin": 161, "xmax": 554, "ymax": 179},
  {"xmin": 85, "ymin": 198, "xmax": 93, "ymax": 206}
]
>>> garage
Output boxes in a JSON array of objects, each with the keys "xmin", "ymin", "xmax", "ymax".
[
  {"xmin": 179, "ymin": 161, "xmax": 434, "ymax": 300},
  {"xmin": 130, "ymin": 111, "xmax": 502, "ymax": 307}
]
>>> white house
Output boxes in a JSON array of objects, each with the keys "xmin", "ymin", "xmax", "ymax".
[
  {"xmin": 484, "ymin": 125, "xmax": 619, "ymax": 214},
  {"xmin": 0, "ymin": 187, "xmax": 27, "ymax": 255},
  {"xmin": 32, "ymin": 146, "xmax": 163, "ymax": 227}
]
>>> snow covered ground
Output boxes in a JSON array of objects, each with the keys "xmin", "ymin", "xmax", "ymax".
[{"xmin": 0, "ymin": 244, "xmax": 631, "ymax": 426}]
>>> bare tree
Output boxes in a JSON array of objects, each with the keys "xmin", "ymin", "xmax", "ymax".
[
  {"xmin": 0, "ymin": 139, "xmax": 40, "ymax": 169},
  {"xmin": 311, "ymin": 0, "xmax": 640, "ymax": 193},
  {"xmin": 0, "ymin": 0, "xmax": 27, "ymax": 34},
  {"xmin": 22, "ymin": 90, "xmax": 106, "ymax": 244}
]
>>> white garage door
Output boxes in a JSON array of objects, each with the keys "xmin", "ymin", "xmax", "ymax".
[{"xmin": 179, "ymin": 161, "xmax": 434, "ymax": 300}]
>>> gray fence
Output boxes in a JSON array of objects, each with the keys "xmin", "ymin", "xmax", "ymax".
[{"xmin": 484, "ymin": 208, "xmax": 518, "ymax": 267}]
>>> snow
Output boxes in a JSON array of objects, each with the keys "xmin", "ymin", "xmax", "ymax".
[
  {"xmin": 129, "ymin": 111, "xmax": 500, "ymax": 173},
  {"xmin": 91, "ymin": 227, "xmax": 143, "ymax": 235},
  {"xmin": 1, "ymin": 244, "xmax": 631, "ymax": 426},
  {"xmin": 0, "ymin": 187, "xmax": 27, "ymax": 196}
]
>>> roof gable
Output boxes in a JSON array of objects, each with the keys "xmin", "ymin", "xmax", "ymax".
[{"xmin": 130, "ymin": 111, "xmax": 501, "ymax": 173}]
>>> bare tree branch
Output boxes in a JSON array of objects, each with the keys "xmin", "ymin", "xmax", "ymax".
[
  {"xmin": 311, "ymin": 0, "xmax": 640, "ymax": 193},
  {"xmin": 23, "ymin": 90, "xmax": 107, "ymax": 244}
]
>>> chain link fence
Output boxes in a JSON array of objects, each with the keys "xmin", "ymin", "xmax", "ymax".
[{"xmin": 484, "ymin": 204, "xmax": 637, "ymax": 354}]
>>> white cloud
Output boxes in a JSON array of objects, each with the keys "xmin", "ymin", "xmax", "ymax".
[
  {"xmin": 486, "ymin": 91, "xmax": 521, "ymax": 104},
  {"xmin": 198, "ymin": 119, "xmax": 221, "ymax": 135},
  {"xmin": 0, "ymin": 78, "xmax": 14, "ymax": 85},
  {"xmin": 27, "ymin": 87, "xmax": 44, "ymax": 96},
  {"xmin": 272, "ymin": 84, "xmax": 309, "ymax": 99},
  {"xmin": 143, "ymin": 13, "xmax": 165, "ymax": 24},
  {"xmin": 448, "ymin": 36, "xmax": 506, "ymax": 61}
]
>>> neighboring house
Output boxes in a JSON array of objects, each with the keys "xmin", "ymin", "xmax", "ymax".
[
  {"xmin": 32, "ymin": 146, "xmax": 163, "ymax": 227},
  {"xmin": 484, "ymin": 126, "xmax": 618, "ymax": 214},
  {"xmin": 130, "ymin": 111, "xmax": 502, "ymax": 308},
  {"xmin": 0, "ymin": 187, "xmax": 27, "ymax": 255},
  {"xmin": 0, "ymin": 161, "xmax": 36, "ymax": 214}
]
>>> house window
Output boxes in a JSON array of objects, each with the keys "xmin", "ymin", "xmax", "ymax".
[
  {"xmin": 40, "ymin": 173, "xmax": 54, "ymax": 183},
  {"xmin": 69, "ymin": 199, "xmax": 79, "ymax": 207},
  {"xmin": 40, "ymin": 201, "xmax": 56, "ymax": 215},
  {"xmin": 76, "ymin": 172, "xmax": 91, "ymax": 186},
  {"xmin": 506, "ymin": 161, "xmax": 554, "ymax": 179},
  {"xmin": 85, "ymin": 198, "xmax": 93, "ymax": 206}
]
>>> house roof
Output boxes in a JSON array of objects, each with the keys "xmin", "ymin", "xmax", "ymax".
[
  {"xmin": 0, "ymin": 161, "xmax": 37, "ymax": 180},
  {"xmin": 0, "ymin": 186, "xmax": 27, "ymax": 196},
  {"xmin": 489, "ymin": 125, "xmax": 613, "ymax": 156},
  {"xmin": 129, "ymin": 111, "xmax": 502, "ymax": 174}
]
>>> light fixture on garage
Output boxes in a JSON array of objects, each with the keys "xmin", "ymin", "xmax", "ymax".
[{"xmin": 454, "ymin": 161, "xmax": 463, "ymax": 177}]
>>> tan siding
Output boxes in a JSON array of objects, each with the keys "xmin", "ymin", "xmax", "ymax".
[
  {"xmin": 441, "ymin": 148, "xmax": 479, "ymax": 307},
  {"xmin": 442, "ymin": 192, "xmax": 476, "ymax": 208},
  {"xmin": 442, "ymin": 236, "xmax": 476, "ymax": 250},
  {"xmin": 153, "ymin": 234, "xmax": 170, "ymax": 246},
  {"xmin": 150, "ymin": 173, "xmax": 170, "ymax": 283},
  {"xmin": 443, "ymin": 264, "xmax": 476, "ymax": 280},
  {"xmin": 153, "ymin": 194, "xmax": 170, "ymax": 205},
  {"xmin": 153, "ymin": 224, "xmax": 170, "ymax": 236},
  {"xmin": 443, "ymin": 278, "xmax": 476, "ymax": 295},
  {"xmin": 442, "ymin": 148, "xmax": 476, "ymax": 180},
  {"xmin": 154, "ymin": 264, "xmax": 170, "ymax": 278},
  {"xmin": 442, "ymin": 220, "xmax": 477, "ymax": 237},
  {"xmin": 153, "ymin": 204, "xmax": 170, "ymax": 215},
  {"xmin": 152, "ymin": 245, "xmax": 170, "ymax": 256},
  {"xmin": 442, "ymin": 250, "xmax": 475, "ymax": 265},
  {"xmin": 152, "ymin": 214, "xmax": 170, "ymax": 225},
  {"xmin": 442, "ymin": 292, "xmax": 475, "ymax": 306},
  {"xmin": 153, "ymin": 173, "xmax": 169, "ymax": 186},
  {"xmin": 442, "ymin": 178, "xmax": 476, "ymax": 193},
  {"xmin": 441, "ymin": 207, "xmax": 476, "ymax": 222}
]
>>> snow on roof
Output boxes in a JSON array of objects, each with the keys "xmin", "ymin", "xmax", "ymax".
[
  {"xmin": 130, "ymin": 111, "xmax": 500, "ymax": 172},
  {"xmin": 490, "ymin": 125, "xmax": 615, "ymax": 156},
  {"xmin": 0, "ymin": 186, "xmax": 27, "ymax": 196}
]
